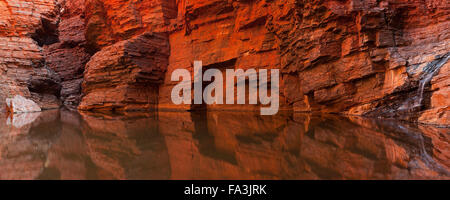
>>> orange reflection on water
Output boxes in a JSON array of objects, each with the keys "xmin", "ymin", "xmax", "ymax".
[{"xmin": 0, "ymin": 109, "xmax": 448, "ymax": 180}]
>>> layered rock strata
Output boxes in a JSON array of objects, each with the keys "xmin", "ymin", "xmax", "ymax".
[
  {"xmin": 0, "ymin": 0, "xmax": 62, "ymax": 111},
  {"xmin": 0, "ymin": 0, "xmax": 449, "ymax": 125},
  {"xmin": 78, "ymin": 32, "xmax": 169, "ymax": 111},
  {"xmin": 43, "ymin": 0, "xmax": 90, "ymax": 106}
]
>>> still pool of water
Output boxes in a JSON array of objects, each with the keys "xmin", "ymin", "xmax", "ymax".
[{"xmin": 0, "ymin": 109, "xmax": 448, "ymax": 180}]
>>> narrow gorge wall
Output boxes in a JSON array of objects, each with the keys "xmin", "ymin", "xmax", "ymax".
[
  {"xmin": 78, "ymin": 0, "xmax": 174, "ymax": 111},
  {"xmin": 269, "ymin": 0, "xmax": 450, "ymax": 124},
  {"xmin": 160, "ymin": 0, "xmax": 449, "ymax": 125},
  {"xmin": 0, "ymin": 0, "xmax": 62, "ymax": 111},
  {"xmin": 1, "ymin": 0, "xmax": 449, "ymax": 126},
  {"xmin": 44, "ymin": 0, "xmax": 90, "ymax": 106}
]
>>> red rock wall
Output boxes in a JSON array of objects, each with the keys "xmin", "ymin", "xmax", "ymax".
[
  {"xmin": 44, "ymin": 0, "xmax": 90, "ymax": 106},
  {"xmin": 78, "ymin": 0, "xmax": 174, "ymax": 111},
  {"xmin": 276, "ymin": 0, "xmax": 449, "ymax": 124},
  {"xmin": 1, "ymin": 0, "xmax": 448, "ymax": 125},
  {"xmin": 83, "ymin": 0, "xmax": 177, "ymax": 52},
  {"xmin": 157, "ymin": 0, "xmax": 449, "ymax": 125},
  {"xmin": 78, "ymin": 32, "xmax": 169, "ymax": 111},
  {"xmin": 0, "ymin": 0, "xmax": 62, "ymax": 111}
]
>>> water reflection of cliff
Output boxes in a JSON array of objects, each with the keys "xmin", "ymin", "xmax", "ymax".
[{"xmin": 0, "ymin": 110, "xmax": 448, "ymax": 180}]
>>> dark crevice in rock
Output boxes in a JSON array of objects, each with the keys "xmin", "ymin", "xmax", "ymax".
[
  {"xmin": 27, "ymin": 64, "xmax": 62, "ymax": 98},
  {"xmin": 31, "ymin": 17, "xmax": 60, "ymax": 47}
]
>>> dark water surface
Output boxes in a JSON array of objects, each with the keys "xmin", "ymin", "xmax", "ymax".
[{"xmin": 0, "ymin": 109, "xmax": 448, "ymax": 180}]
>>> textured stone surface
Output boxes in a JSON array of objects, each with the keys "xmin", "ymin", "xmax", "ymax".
[
  {"xmin": 1, "ymin": 0, "xmax": 449, "ymax": 125},
  {"xmin": 43, "ymin": 0, "xmax": 91, "ymax": 106},
  {"xmin": 78, "ymin": 32, "xmax": 169, "ymax": 111},
  {"xmin": 83, "ymin": 0, "xmax": 177, "ymax": 53},
  {"xmin": 419, "ymin": 61, "xmax": 450, "ymax": 125},
  {"xmin": 0, "ymin": 0, "xmax": 62, "ymax": 111},
  {"xmin": 156, "ymin": 0, "xmax": 449, "ymax": 125},
  {"xmin": 6, "ymin": 95, "xmax": 41, "ymax": 113}
]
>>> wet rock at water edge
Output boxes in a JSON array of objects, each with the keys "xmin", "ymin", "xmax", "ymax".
[{"xmin": 5, "ymin": 95, "xmax": 42, "ymax": 113}]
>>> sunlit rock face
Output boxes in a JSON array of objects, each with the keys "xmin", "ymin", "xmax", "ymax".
[
  {"xmin": 0, "ymin": 0, "xmax": 448, "ymax": 125},
  {"xmin": 270, "ymin": 0, "xmax": 449, "ymax": 125},
  {"xmin": 78, "ymin": 32, "xmax": 169, "ymax": 111},
  {"xmin": 78, "ymin": 0, "xmax": 449, "ymax": 124},
  {"xmin": 77, "ymin": 0, "xmax": 175, "ymax": 111},
  {"xmin": 83, "ymin": 0, "xmax": 176, "ymax": 52},
  {"xmin": 0, "ymin": 0, "xmax": 62, "ymax": 111},
  {"xmin": 158, "ymin": 0, "xmax": 283, "ymax": 112}
]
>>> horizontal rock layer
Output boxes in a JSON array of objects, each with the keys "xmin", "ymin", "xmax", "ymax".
[
  {"xmin": 44, "ymin": 0, "xmax": 90, "ymax": 106},
  {"xmin": 0, "ymin": 0, "xmax": 62, "ymax": 111},
  {"xmin": 0, "ymin": 0, "xmax": 449, "ymax": 126},
  {"xmin": 78, "ymin": 32, "xmax": 169, "ymax": 111}
]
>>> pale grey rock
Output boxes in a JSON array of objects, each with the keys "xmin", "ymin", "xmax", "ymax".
[{"xmin": 5, "ymin": 95, "xmax": 41, "ymax": 113}]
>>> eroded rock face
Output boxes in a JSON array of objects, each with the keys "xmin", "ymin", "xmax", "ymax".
[
  {"xmin": 158, "ymin": 0, "xmax": 450, "ymax": 125},
  {"xmin": 419, "ymin": 61, "xmax": 450, "ymax": 125},
  {"xmin": 83, "ymin": 0, "xmax": 176, "ymax": 53},
  {"xmin": 1, "ymin": 0, "xmax": 448, "ymax": 125},
  {"xmin": 0, "ymin": 0, "xmax": 62, "ymax": 111},
  {"xmin": 44, "ymin": 0, "xmax": 91, "ymax": 106},
  {"xmin": 79, "ymin": 32, "xmax": 169, "ymax": 111},
  {"xmin": 269, "ymin": 0, "xmax": 450, "ymax": 124},
  {"xmin": 75, "ymin": 0, "xmax": 175, "ymax": 111}
]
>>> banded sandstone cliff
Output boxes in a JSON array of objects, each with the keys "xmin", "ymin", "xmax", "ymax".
[{"xmin": 0, "ymin": 0, "xmax": 449, "ymax": 126}]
